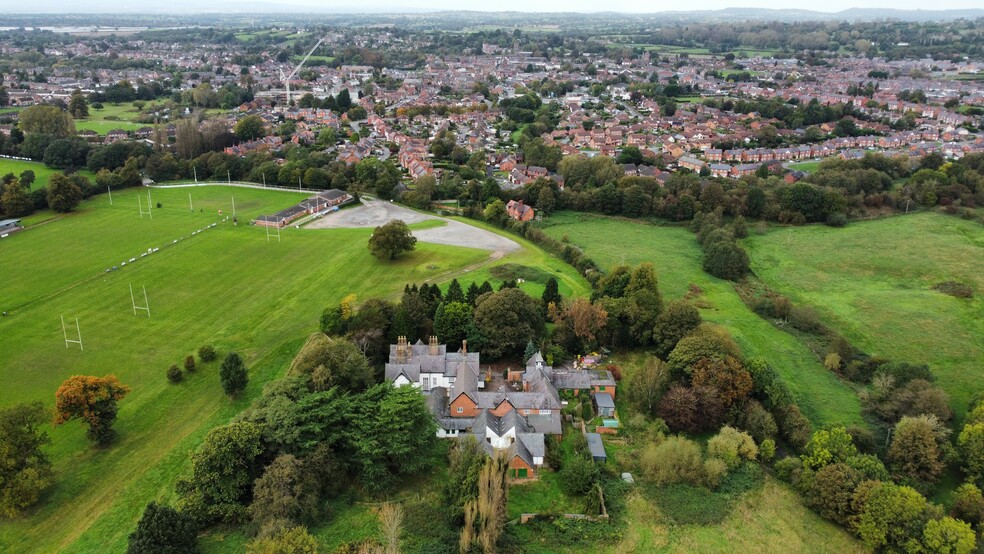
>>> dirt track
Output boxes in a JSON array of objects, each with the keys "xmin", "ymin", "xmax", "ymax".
[{"xmin": 306, "ymin": 199, "xmax": 520, "ymax": 256}]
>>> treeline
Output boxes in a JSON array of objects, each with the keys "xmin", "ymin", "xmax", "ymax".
[{"xmin": 498, "ymin": 153, "xmax": 984, "ymax": 228}]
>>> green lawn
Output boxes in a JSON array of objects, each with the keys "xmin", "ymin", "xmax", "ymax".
[
  {"xmin": 0, "ymin": 185, "xmax": 504, "ymax": 552},
  {"xmin": 0, "ymin": 159, "xmax": 96, "ymax": 191},
  {"xmin": 539, "ymin": 212, "xmax": 864, "ymax": 428},
  {"xmin": 787, "ymin": 160, "xmax": 823, "ymax": 172},
  {"xmin": 744, "ymin": 213, "xmax": 984, "ymax": 419},
  {"xmin": 446, "ymin": 216, "xmax": 592, "ymax": 300},
  {"xmin": 75, "ymin": 101, "xmax": 149, "ymax": 134}
]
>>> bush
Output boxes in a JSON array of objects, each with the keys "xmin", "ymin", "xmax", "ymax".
[
  {"xmin": 184, "ymin": 355, "xmax": 196, "ymax": 373},
  {"xmin": 127, "ymin": 502, "xmax": 200, "ymax": 554},
  {"xmin": 707, "ymin": 426, "xmax": 758, "ymax": 469},
  {"xmin": 198, "ymin": 344, "xmax": 217, "ymax": 363},
  {"xmin": 825, "ymin": 212, "xmax": 848, "ymax": 227},
  {"xmin": 560, "ymin": 454, "xmax": 600, "ymax": 496},
  {"xmin": 774, "ymin": 456, "xmax": 803, "ymax": 483},
  {"xmin": 167, "ymin": 364, "xmax": 183, "ymax": 383},
  {"xmin": 638, "ymin": 435, "xmax": 704, "ymax": 487},
  {"xmin": 703, "ymin": 458, "xmax": 728, "ymax": 489},
  {"xmin": 759, "ymin": 439, "xmax": 776, "ymax": 463}
]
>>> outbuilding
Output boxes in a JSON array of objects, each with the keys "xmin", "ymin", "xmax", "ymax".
[
  {"xmin": 592, "ymin": 392, "xmax": 616, "ymax": 418},
  {"xmin": 586, "ymin": 432, "xmax": 607, "ymax": 463}
]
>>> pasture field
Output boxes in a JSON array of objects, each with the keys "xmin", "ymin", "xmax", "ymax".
[
  {"xmin": 744, "ymin": 212, "xmax": 984, "ymax": 418},
  {"xmin": 75, "ymin": 101, "xmax": 148, "ymax": 134},
  {"xmin": 0, "ymin": 185, "xmax": 512, "ymax": 552},
  {"xmin": 0, "ymin": 159, "xmax": 96, "ymax": 191},
  {"xmin": 539, "ymin": 212, "xmax": 864, "ymax": 428}
]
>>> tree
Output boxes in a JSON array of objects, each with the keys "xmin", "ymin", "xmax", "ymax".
[
  {"xmin": 856, "ymin": 482, "xmax": 936, "ymax": 552},
  {"xmin": 482, "ymin": 199, "xmax": 508, "ymax": 226},
  {"xmin": 958, "ymin": 423, "xmax": 984, "ymax": 483},
  {"xmin": 658, "ymin": 385, "xmax": 699, "ymax": 433},
  {"xmin": 1, "ymin": 180, "xmax": 33, "ymax": 217},
  {"xmin": 126, "ymin": 502, "xmax": 199, "ymax": 554},
  {"xmin": 652, "ymin": 301, "xmax": 702, "ymax": 359},
  {"xmin": 167, "ymin": 364, "xmax": 183, "ymax": 383},
  {"xmin": 802, "ymin": 427, "xmax": 860, "ymax": 471},
  {"xmin": 536, "ymin": 186, "xmax": 555, "ymax": 215},
  {"xmin": 809, "ymin": 463, "xmax": 863, "ymax": 526},
  {"xmin": 666, "ymin": 324, "xmax": 741, "ymax": 375},
  {"xmin": 368, "ymin": 220, "xmax": 417, "ymax": 260},
  {"xmin": 460, "ymin": 453, "xmax": 509, "ymax": 554},
  {"xmin": 690, "ymin": 356, "xmax": 753, "ymax": 409},
  {"xmin": 178, "ymin": 422, "xmax": 264, "ymax": 524},
  {"xmin": 248, "ymin": 454, "xmax": 320, "ymax": 529},
  {"xmin": 446, "ymin": 279, "xmax": 465, "ymax": 304},
  {"xmin": 922, "ymin": 517, "xmax": 976, "ymax": 554},
  {"xmin": 18, "ymin": 105, "xmax": 74, "ymax": 137},
  {"xmin": 549, "ymin": 297, "xmax": 608, "ymax": 347},
  {"xmin": 541, "ymin": 277, "xmax": 561, "ymax": 308},
  {"xmin": 68, "ymin": 89, "xmax": 89, "ymax": 119},
  {"xmin": 288, "ymin": 333, "xmax": 373, "ymax": 392},
  {"xmin": 473, "ymin": 288, "xmax": 544, "ymax": 359},
  {"xmin": 347, "ymin": 384, "xmax": 437, "ymax": 491},
  {"xmin": 627, "ymin": 357, "xmax": 670, "ymax": 418},
  {"xmin": 433, "ymin": 301, "xmax": 473, "ymax": 347},
  {"xmin": 559, "ymin": 454, "xmax": 600, "ymax": 496},
  {"xmin": 54, "ymin": 375, "xmax": 130, "ymax": 446},
  {"xmin": 219, "ymin": 352, "xmax": 248, "ymax": 397},
  {"xmin": 445, "ymin": 437, "xmax": 487, "ymax": 523},
  {"xmin": 888, "ymin": 415, "xmax": 950, "ymax": 485},
  {"xmin": 234, "ymin": 115, "xmax": 266, "ymax": 141},
  {"xmin": 0, "ymin": 403, "xmax": 53, "ymax": 518},
  {"xmin": 47, "ymin": 173, "xmax": 84, "ymax": 213},
  {"xmin": 702, "ymin": 240, "xmax": 750, "ymax": 281},
  {"xmin": 950, "ymin": 483, "xmax": 984, "ymax": 526}
]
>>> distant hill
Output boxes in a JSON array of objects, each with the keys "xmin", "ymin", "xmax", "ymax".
[{"xmin": 2, "ymin": 4, "xmax": 983, "ymax": 22}]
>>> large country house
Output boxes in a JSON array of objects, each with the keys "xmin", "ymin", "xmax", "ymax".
[{"xmin": 386, "ymin": 337, "xmax": 616, "ymax": 480}]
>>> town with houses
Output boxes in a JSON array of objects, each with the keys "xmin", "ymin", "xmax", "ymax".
[{"xmin": 1, "ymin": 22, "xmax": 983, "ymax": 196}]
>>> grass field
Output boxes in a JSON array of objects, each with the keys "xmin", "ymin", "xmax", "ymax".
[
  {"xmin": 0, "ymin": 159, "xmax": 96, "ymax": 191},
  {"xmin": 0, "ymin": 185, "xmax": 542, "ymax": 552},
  {"xmin": 539, "ymin": 212, "xmax": 864, "ymax": 428},
  {"xmin": 744, "ymin": 213, "xmax": 984, "ymax": 419},
  {"xmin": 615, "ymin": 478, "xmax": 862, "ymax": 553},
  {"xmin": 75, "ymin": 101, "xmax": 148, "ymax": 134},
  {"xmin": 787, "ymin": 160, "xmax": 824, "ymax": 172}
]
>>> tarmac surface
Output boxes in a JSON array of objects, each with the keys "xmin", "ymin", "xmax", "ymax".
[{"xmin": 306, "ymin": 199, "xmax": 520, "ymax": 256}]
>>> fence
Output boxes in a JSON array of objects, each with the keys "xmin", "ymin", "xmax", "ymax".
[{"xmin": 148, "ymin": 181, "xmax": 326, "ymax": 194}]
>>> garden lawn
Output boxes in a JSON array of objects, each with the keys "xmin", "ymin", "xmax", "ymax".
[
  {"xmin": 744, "ymin": 212, "xmax": 984, "ymax": 419},
  {"xmin": 539, "ymin": 212, "xmax": 864, "ymax": 428},
  {"xmin": 0, "ymin": 158, "xmax": 96, "ymax": 191},
  {"xmin": 0, "ymin": 185, "xmax": 494, "ymax": 553}
]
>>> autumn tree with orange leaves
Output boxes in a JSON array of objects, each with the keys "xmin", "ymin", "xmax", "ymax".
[{"xmin": 54, "ymin": 375, "xmax": 130, "ymax": 446}]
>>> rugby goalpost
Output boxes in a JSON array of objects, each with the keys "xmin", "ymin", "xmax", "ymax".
[
  {"xmin": 61, "ymin": 316, "xmax": 83, "ymax": 351},
  {"xmin": 129, "ymin": 283, "xmax": 151, "ymax": 317}
]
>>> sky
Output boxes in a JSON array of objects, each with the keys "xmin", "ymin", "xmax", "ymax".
[{"xmin": 8, "ymin": 0, "xmax": 984, "ymax": 13}]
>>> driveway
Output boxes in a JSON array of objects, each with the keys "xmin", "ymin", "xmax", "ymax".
[{"xmin": 306, "ymin": 199, "xmax": 520, "ymax": 257}]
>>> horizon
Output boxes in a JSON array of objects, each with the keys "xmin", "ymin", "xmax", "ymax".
[{"xmin": 3, "ymin": 4, "xmax": 984, "ymax": 16}]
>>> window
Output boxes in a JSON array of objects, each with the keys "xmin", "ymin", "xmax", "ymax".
[
  {"xmin": 539, "ymin": 409, "xmax": 551, "ymax": 415},
  {"xmin": 457, "ymin": 407, "xmax": 463, "ymax": 414},
  {"xmin": 599, "ymin": 386, "xmax": 606, "ymax": 391}
]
